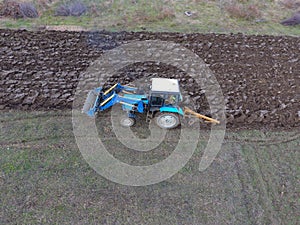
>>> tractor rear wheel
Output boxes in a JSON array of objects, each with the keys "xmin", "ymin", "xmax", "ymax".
[
  {"xmin": 120, "ymin": 117, "xmax": 135, "ymax": 127},
  {"xmin": 155, "ymin": 113, "xmax": 180, "ymax": 129}
]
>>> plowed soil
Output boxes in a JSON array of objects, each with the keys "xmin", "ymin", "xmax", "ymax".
[{"xmin": 0, "ymin": 29, "xmax": 299, "ymax": 130}]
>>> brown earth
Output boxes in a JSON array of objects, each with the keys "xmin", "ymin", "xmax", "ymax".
[{"xmin": 0, "ymin": 29, "xmax": 299, "ymax": 130}]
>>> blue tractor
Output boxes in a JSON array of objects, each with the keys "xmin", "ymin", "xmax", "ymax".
[{"xmin": 82, "ymin": 78, "xmax": 219, "ymax": 129}]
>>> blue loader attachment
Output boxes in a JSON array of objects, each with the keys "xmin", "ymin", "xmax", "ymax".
[{"xmin": 82, "ymin": 83, "xmax": 145, "ymax": 117}]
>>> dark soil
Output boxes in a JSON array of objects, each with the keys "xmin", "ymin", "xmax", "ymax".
[{"xmin": 0, "ymin": 29, "xmax": 299, "ymax": 130}]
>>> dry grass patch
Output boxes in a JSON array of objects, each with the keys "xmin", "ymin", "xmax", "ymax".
[{"xmin": 224, "ymin": 2, "xmax": 262, "ymax": 20}]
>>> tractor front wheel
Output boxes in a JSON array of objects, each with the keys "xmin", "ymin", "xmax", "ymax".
[
  {"xmin": 155, "ymin": 113, "xmax": 180, "ymax": 129},
  {"xmin": 120, "ymin": 117, "xmax": 136, "ymax": 127}
]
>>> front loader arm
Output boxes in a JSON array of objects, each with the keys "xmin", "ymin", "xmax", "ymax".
[
  {"xmin": 103, "ymin": 83, "xmax": 138, "ymax": 95},
  {"xmin": 99, "ymin": 94, "xmax": 144, "ymax": 113},
  {"xmin": 82, "ymin": 83, "xmax": 141, "ymax": 117}
]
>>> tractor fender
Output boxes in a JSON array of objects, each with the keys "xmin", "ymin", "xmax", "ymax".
[{"xmin": 159, "ymin": 106, "xmax": 184, "ymax": 116}]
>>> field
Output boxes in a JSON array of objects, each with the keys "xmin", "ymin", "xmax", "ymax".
[
  {"xmin": 1, "ymin": 29, "xmax": 299, "ymax": 224},
  {"xmin": 0, "ymin": 4, "xmax": 300, "ymax": 224}
]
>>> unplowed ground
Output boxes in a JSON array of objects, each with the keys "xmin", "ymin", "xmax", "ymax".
[
  {"xmin": 0, "ymin": 111, "xmax": 299, "ymax": 224},
  {"xmin": 0, "ymin": 29, "xmax": 299, "ymax": 130}
]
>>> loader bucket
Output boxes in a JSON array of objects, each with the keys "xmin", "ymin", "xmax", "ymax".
[{"xmin": 82, "ymin": 89, "xmax": 99, "ymax": 117}]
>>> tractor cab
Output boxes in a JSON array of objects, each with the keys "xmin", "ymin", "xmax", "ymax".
[{"xmin": 149, "ymin": 78, "xmax": 182, "ymax": 111}]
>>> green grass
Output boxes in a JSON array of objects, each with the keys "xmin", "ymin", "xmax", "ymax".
[
  {"xmin": 0, "ymin": 110, "xmax": 299, "ymax": 224},
  {"xmin": 1, "ymin": 0, "xmax": 300, "ymax": 35}
]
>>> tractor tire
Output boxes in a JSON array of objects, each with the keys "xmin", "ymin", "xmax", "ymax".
[
  {"xmin": 155, "ymin": 113, "xmax": 180, "ymax": 129},
  {"xmin": 120, "ymin": 117, "xmax": 136, "ymax": 127}
]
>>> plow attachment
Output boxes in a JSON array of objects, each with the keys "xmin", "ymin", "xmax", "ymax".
[{"xmin": 183, "ymin": 107, "xmax": 220, "ymax": 124}]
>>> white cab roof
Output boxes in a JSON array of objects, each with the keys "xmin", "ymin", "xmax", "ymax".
[{"xmin": 151, "ymin": 78, "xmax": 180, "ymax": 93}]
